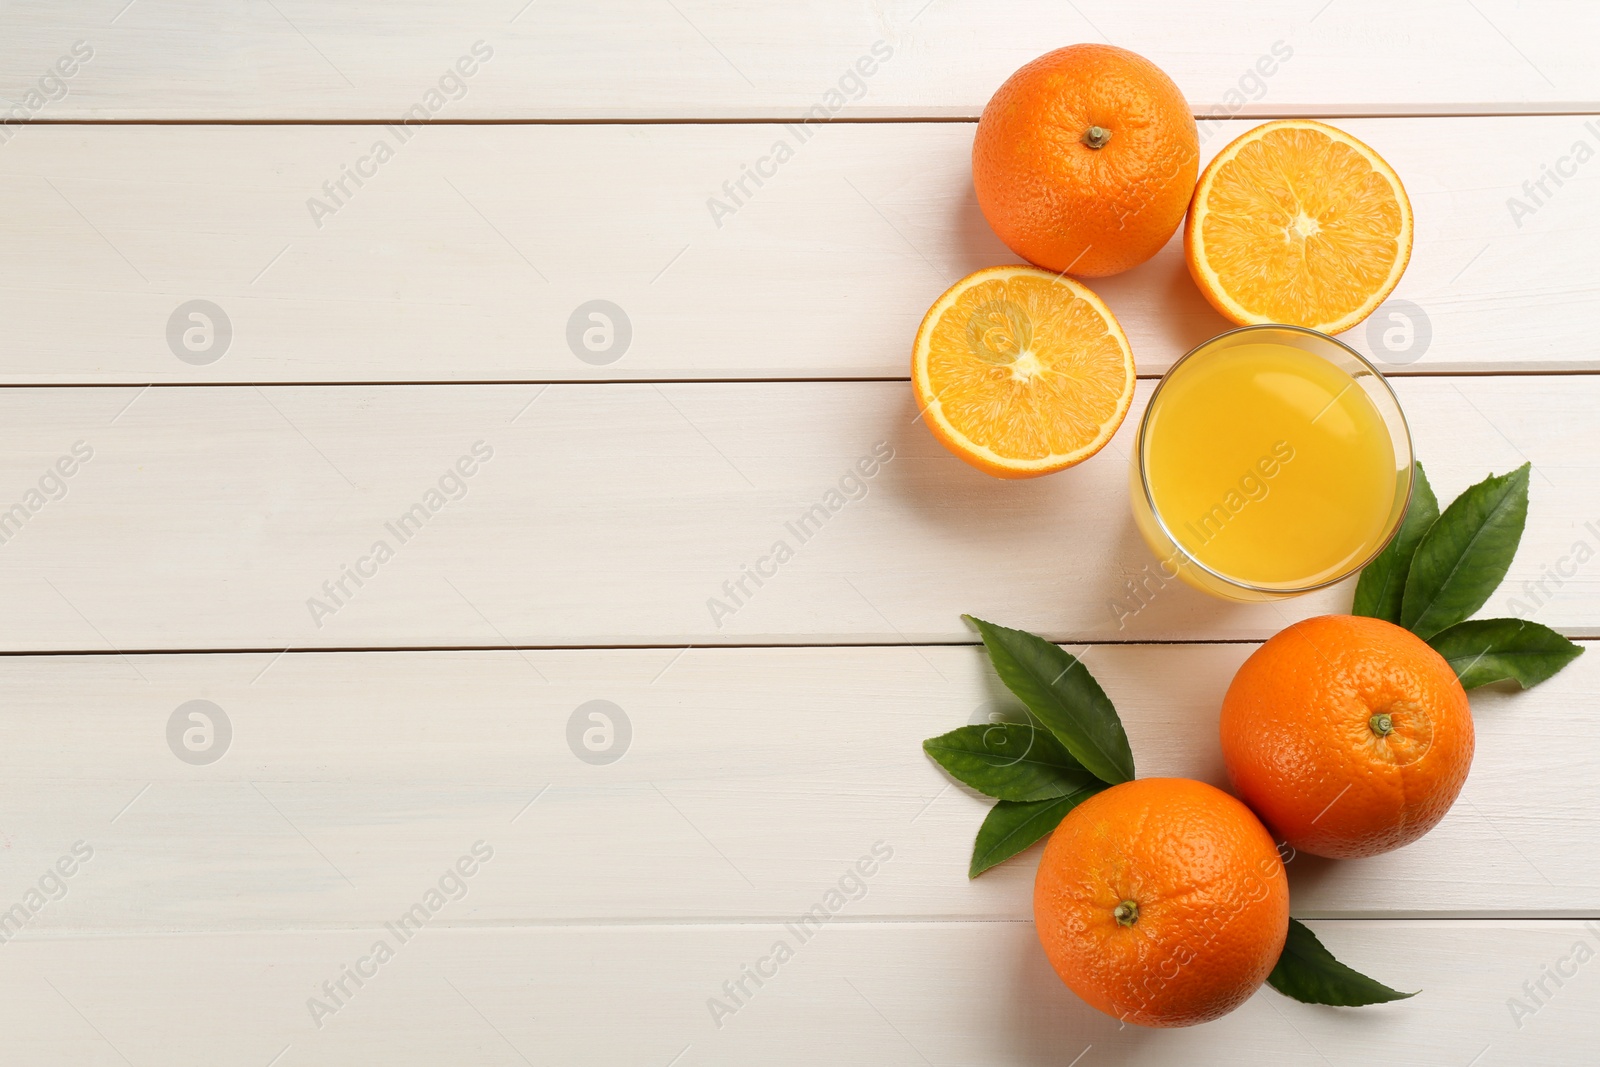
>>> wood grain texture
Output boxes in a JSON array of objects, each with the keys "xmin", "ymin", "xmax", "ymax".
[
  {"xmin": 1, "ymin": 643, "xmax": 1593, "ymax": 928},
  {"xmin": 0, "ymin": 376, "xmax": 1590, "ymax": 650},
  {"xmin": 1, "ymin": 921, "xmax": 1593, "ymax": 1064},
  {"xmin": 0, "ymin": 0, "xmax": 1595, "ymax": 119},
  {"xmin": 0, "ymin": 118, "xmax": 1593, "ymax": 382}
]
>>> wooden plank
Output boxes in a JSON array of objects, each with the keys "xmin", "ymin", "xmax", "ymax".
[
  {"xmin": 0, "ymin": 376, "xmax": 1591, "ymax": 650},
  {"xmin": 2, "ymin": 643, "xmax": 1594, "ymax": 928},
  {"xmin": 0, "ymin": 920, "xmax": 1592, "ymax": 1063},
  {"xmin": 0, "ymin": 116, "xmax": 1594, "ymax": 382},
  {"xmin": 0, "ymin": 1, "xmax": 1595, "ymax": 119}
]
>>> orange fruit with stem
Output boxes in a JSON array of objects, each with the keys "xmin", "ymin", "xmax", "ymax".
[
  {"xmin": 1034, "ymin": 777, "xmax": 1289, "ymax": 1027},
  {"xmin": 1185, "ymin": 120, "xmax": 1414, "ymax": 334},
  {"xmin": 911, "ymin": 265, "xmax": 1135, "ymax": 478},
  {"xmin": 972, "ymin": 44, "xmax": 1199, "ymax": 277},
  {"xmin": 1220, "ymin": 614, "xmax": 1474, "ymax": 859}
]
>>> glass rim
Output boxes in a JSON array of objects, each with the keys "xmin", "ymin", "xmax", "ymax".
[{"xmin": 1134, "ymin": 323, "xmax": 1415, "ymax": 597}]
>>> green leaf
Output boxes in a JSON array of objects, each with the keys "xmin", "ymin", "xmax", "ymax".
[
  {"xmin": 1401, "ymin": 464, "xmax": 1531, "ymax": 639},
  {"xmin": 963, "ymin": 615, "xmax": 1134, "ymax": 785},
  {"xmin": 923, "ymin": 722, "xmax": 1101, "ymax": 802},
  {"xmin": 1427, "ymin": 618, "xmax": 1584, "ymax": 690},
  {"xmin": 968, "ymin": 788, "xmax": 1102, "ymax": 878},
  {"xmin": 1353, "ymin": 461, "xmax": 1439, "ymax": 624},
  {"xmin": 1267, "ymin": 918, "xmax": 1418, "ymax": 1006}
]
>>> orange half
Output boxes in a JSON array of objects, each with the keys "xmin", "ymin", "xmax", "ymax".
[
  {"xmin": 1185, "ymin": 120, "xmax": 1413, "ymax": 334},
  {"xmin": 912, "ymin": 265, "xmax": 1135, "ymax": 479}
]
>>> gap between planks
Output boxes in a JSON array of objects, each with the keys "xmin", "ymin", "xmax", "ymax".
[
  {"xmin": 9, "ymin": 916, "xmax": 1600, "ymax": 938},
  {"xmin": 3, "ymin": 369, "xmax": 1600, "ymax": 389},
  {"xmin": 0, "ymin": 639, "xmax": 1593, "ymax": 658},
  {"xmin": 7, "ymin": 111, "xmax": 1600, "ymax": 126}
]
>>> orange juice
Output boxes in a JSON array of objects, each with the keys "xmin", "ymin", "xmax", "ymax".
[{"xmin": 1132, "ymin": 328, "xmax": 1410, "ymax": 599}]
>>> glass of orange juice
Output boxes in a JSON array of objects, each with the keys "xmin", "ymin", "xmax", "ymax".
[{"xmin": 1130, "ymin": 324, "xmax": 1413, "ymax": 601}]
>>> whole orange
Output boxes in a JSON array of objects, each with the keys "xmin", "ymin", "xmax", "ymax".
[
  {"xmin": 1034, "ymin": 777, "xmax": 1289, "ymax": 1028},
  {"xmin": 1220, "ymin": 615, "xmax": 1474, "ymax": 859},
  {"xmin": 972, "ymin": 45, "xmax": 1199, "ymax": 278}
]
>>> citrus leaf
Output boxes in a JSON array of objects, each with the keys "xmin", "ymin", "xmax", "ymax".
[
  {"xmin": 1267, "ymin": 918, "xmax": 1418, "ymax": 1006},
  {"xmin": 964, "ymin": 615, "xmax": 1134, "ymax": 785},
  {"xmin": 1427, "ymin": 618, "xmax": 1584, "ymax": 690},
  {"xmin": 1401, "ymin": 464, "xmax": 1530, "ymax": 639},
  {"xmin": 923, "ymin": 722, "xmax": 1100, "ymax": 802},
  {"xmin": 968, "ymin": 787, "xmax": 1102, "ymax": 878},
  {"xmin": 1353, "ymin": 461, "xmax": 1438, "ymax": 624}
]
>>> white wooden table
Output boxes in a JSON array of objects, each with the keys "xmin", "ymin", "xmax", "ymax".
[{"xmin": 0, "ymin": 2, "xmax": 1596, "ymax": 1063}]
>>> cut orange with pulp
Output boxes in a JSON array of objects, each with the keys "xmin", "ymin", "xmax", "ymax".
[
  {"xmin": 1185, "ymin": 120, "xmax": 1413, "ymax": 335},
  {"xmin": 912, "ymin": 265, "xmax": 1135, "ymax": 479}
]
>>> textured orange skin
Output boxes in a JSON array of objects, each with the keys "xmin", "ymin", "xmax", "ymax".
[
  {"xmin": 1033, "ymin": 778, "xmax": 1289, "ymax": 1028},
  {"xmin": 972, "ymin": 45, "xmax": 1199, "ymax": 278},
  {"xmin": 1221, "ymin": 615, "xmax": 1474, "ymax": 859}
]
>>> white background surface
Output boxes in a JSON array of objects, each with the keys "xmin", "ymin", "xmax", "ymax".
[{"xmin": 0, "ymin": 2, "xmax": 1595, "ymax": 1064}]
